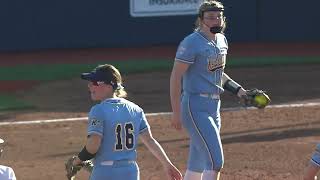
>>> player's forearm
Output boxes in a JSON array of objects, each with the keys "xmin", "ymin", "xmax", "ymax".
[
  {"xmin": 222, "ymin": 73, "xmax": 246, "ymax": 97},
  {"xmin": 76, "ymin": 134, "xmax": 101, "ymax": 164},
  {"xmin": 221, "ymin": 72, "xmax": 230, "ymax": 85},
  {"xmin": 170, "ymin": 68, "xmax": 182, "ymax": 114},
  {"xmin": 86, "ymin": 134, "xmax": 102, "ymax": 154},
  {"xmin": 146, "ymin": 137, "xmax": 172, "ymax": 166},
  {"xmin": 140, "ymin": 131, "xmax": 173, "ymax": 167}
]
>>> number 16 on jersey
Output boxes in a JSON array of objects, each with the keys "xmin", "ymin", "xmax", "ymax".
[{"xmin": 115, "ymin": 122, "xmax": 135, "ymax": 151}]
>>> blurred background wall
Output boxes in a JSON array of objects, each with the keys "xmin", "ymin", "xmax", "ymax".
[{"xmin": 0, "ymin": 0, "xmax": 319, "ymax": 51}]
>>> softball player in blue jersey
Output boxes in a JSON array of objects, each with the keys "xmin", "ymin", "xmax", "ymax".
[
  {"xmin": 304, "ymin": 143, "xmax": 320, "ymax": 180},
  {"xmin": 69, "ymin": 64, "xmax": 182, "ymax": 180},
  {"xmin": 170, "ymin": 1, "xmax": 249, "ymax": 180},
  {"xmin": 0, "ymin": 138, "xmax": 17, "ymax": 180}
]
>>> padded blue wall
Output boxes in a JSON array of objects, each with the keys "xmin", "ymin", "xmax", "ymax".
[{"xmin": 0, "ymin": 0, "xmax": 319, "ymax": 51}]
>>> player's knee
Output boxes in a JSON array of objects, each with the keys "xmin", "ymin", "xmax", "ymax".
[
  {"xmin": 205, "ymin": 159, "xmax": 223, "ymax": 172},
  {"xmin": 213, "ymin": 158, "xmax": 224, "ymax": 172}
]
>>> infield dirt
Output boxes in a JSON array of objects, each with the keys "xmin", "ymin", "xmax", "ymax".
[{"xmin": 0, "ymin": 44, "xmax": 320, "ymax": 179}]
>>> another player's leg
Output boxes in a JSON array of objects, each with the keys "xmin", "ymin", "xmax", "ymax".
[
  {"xmin": 303, "ymin": 162, "xmax": 319, "ymax": 180},
  {"xmin": 188, "ymin": 97, "xmax": 224, "ymax": 180},
  {"xmin": 201, "ymin": 120, "xmax": 222, "ymax": 180},
  {"xmin": 181, "ymin": 95, "xmax": 207, "ymax": 179},
  {"xmin": 304, "ymin": 144, "xmax": 320, "ymax": 180},
  {"xmin": 183, "ymin": 143, "xmax": 205, "ymax": 180}
]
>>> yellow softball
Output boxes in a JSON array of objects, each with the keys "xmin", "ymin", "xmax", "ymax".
[{"xmin": 254, "ymin": 94, "xmax": 269, "ymax": 107}]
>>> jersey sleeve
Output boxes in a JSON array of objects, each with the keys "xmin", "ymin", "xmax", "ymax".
[
  {"xmin": 139, "ymin": 110, "xmax": 150, "ymax": 134},
  {"xmin": 87, "ymin": 105, "xmax": 104, "ymax": 137},
  {"xmin": 175, "ymin": 37, "xmax": 196, "ymax": 64},
  {"xmin": 218, "ymin": 33, "xmax": 228, "ymax": 55},
  {"xmin": 8, "ymin": 167, "xmax": 16, "ymax": 180},
  {"xmin": 0, "ymin": 166, "xmax": 16, "ymax": 180}
]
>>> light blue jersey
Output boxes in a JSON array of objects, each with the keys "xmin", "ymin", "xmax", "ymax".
[
  {"xmin": 87, "ymin": 97, "xmax": 149, "ymax": 180},
  {"xmin": 311, "ymin": 143, "xmax": 320, "ymax": 167},
  {"xmin": 175, "ymin": 31, "xmax": 228, "ymax": 95},
  {"xmin": 176, "ymin": 31, "xmax": 228, "ymax": 172}
]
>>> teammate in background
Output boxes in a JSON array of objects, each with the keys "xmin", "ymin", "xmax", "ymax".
[
  {"xmin": 303, "ymin": 144, "xmax": 320, "ymax": 180},
  {"xmin": 67, "ymin": 64, "xmax": 182, "ymax": 180},
  {"xmin": 0, "ymin": 138, "xmax": 17, "ymax": 180},
  {"xmin": 170, "ymin": 1, "xmax": 253, "ymax": 179}
]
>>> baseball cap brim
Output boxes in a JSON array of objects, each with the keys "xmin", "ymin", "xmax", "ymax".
[
  {"xmin": 81, "ymin": 71, "xmax": 106, "ymax": 82},
  {"xmin": 81, "ymin": 72, "xmax": 96, "ymax": 81}
]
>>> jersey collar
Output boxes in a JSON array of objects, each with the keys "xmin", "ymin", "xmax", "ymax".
[{"xmin": 102, "ymin": 97, "xmax": 122, "ymax": 104}]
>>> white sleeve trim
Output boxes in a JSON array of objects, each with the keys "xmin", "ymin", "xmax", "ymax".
[
  {"xmin": 139, "ymin": 127, "xmax": 150, "ymax": 134},
  {"xmin": 88, "ymin": 131, "xmax": 103, "ymax": 137},
  {"xmin": 175, "ymin": 58, "xmax": 194, "ymax": 64}
]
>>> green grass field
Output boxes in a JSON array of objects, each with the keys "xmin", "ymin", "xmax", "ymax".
[
  {"xmin": 1, "ymin": 56, "xmax": 319, "ymax": 111},
  {"xmin": 0, "ymin": 95, "xmax": 34, "ymax": 111},
  {"xmin": 1, "ymin": 56, "xmax": 320, "ymax": 81},
  {"xmin": 0, "ymin": 60, "xmax": 171, "ymax": 81}
]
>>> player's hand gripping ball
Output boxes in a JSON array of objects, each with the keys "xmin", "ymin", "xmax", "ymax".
[{"xmin": 242, "ymin": 88, "xmax": 271, "ymax": 108}]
